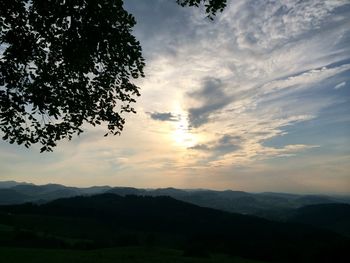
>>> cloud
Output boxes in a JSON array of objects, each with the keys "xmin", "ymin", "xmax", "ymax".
[
  {"xmin": 187, "ymin": 78, "xmax": 232, "ymax": 127},
  {"xmin": 259, "ymin": 65, "xmax": 350, "ymax": 95},
  {"xmin": 189, "ymin": 144, "xmax": 210, "ymax": 151},
  {"xmin": 334, "ymin": 81, "xmax": 346, "ymax": 90},
  {"xmin": 216, "ymin": 0, "xmax": 348, "ymax": 53},
  {"xmin": 214, "ymin": 135, "xmax": 241, "ymax": 154},
  {"xmin": 148, "ymin": 112, "xmax": 179, "ymax": 122},
  {"xmin": 135, "ymin": 0, "xmax": 350, "ymax": 171},
  {"xmin": 189, "ymin": 134, "xmax": 241, "ymax": 158}
]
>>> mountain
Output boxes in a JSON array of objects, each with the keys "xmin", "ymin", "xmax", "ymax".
[
  {"xmin": 107, "ymin": 187, "xmax": 350, "ymax": 217},
  {"xmin": 9, "ymin": 184, "xmax": 81, "ymax": 203},
  {"xmin": 293, "ymin": 195, "xmax": 336, "ymax": 206},
  {"xmin": 107, "ymin": 187, "xmax": 147, "ymax": 196},
  {"xmin": 0, "ymin": 189, "xmax": 30, "ymax": 205},
  {"xmin": 286, "ymin": 203, "xmax": 350, "ymax": 237},
  {"xmin": 0, "ymin": 181, "xmax": 349, "ymax": 220},
  {"xmin": 0, "ymin": 194, "xmax": 348, "ymax": 263},
  {"xmin": 0, "ymin": 181, "xmax": 33, "ymax": 189},
  {"xmin": 142, "ymin": 189, "xmax": 349, "ymax": 216},
  {"xmin": 0, "ymin": 183, "xmax": 111, "ymax": 204},
  {"xmin": 79, "ymin": 185, "xmax": 112, "ymax": 195}
]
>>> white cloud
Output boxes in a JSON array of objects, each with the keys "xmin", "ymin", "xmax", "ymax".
[
  {"xmin": 260, "ymin": 65, "xmax": 350, "ymax": 95},
  {"xmin": 334, "ymin": 81, "xmax": 346, "ymax": 90},
  {"xmin": 133, "ymin": 0, "xmax": 349, "ymax": 169}
]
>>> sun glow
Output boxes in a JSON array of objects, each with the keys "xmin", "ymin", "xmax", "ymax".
[{"xmin": 172, "ymin": 116, "xmax": 197, "ymax": 148}]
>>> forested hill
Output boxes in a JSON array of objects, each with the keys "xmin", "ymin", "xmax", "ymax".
[
  {"xmin": 0, "ymin": 194, "xmax": 348, "ymax": 263},
  {"xmin": 286, "ymin": 203, "xmax": 350, "ymax": 237}
]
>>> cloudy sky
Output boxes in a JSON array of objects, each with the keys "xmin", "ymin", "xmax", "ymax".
[{"xmin": 1, "ymin": 0, "xmax": 350, "ymax": 194}]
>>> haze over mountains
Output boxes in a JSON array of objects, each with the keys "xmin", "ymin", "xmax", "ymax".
[
  {"xmin": 1, "ymin": 181, "xmax": 350, "ymax": 237},
  {"xmin": 1, "ymin": 181, "xmax": 349, "ymax": 215}
]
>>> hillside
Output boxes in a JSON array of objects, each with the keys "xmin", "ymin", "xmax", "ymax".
[
  {"xmin": 286, "ymin": 203, "xmax": 350, "ymax": 237},
  {"xmin": 0, "ymin": 194, "xmax": 348, "ymax": 263}
]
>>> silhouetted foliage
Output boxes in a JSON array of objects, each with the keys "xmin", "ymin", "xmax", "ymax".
[
  {"xmin": 176, "ymin": 0, "xmax": 227, "ymax": 19},
  {"xmin": 0, "ymin": 0, "xmax": 144, "ymax": 152},
  {"xmin": 0, "ymin": 0, "xmax": 227, "ymax": 152}
]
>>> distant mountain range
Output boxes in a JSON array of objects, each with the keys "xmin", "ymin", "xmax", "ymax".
[
  {"xmin": 0, "ymin": 181, "xmax": 112, "ymax": 204},
  {"xmin": 1, "ymin": 181, "xmax": 349, "ymax": 214},
  {"xmin": 0, "ymin": 193, "xmax": 348, "ymax": 262},
  {"xmin": 1, "ymin": 180, "xmax": 350, "ymax": 239}
]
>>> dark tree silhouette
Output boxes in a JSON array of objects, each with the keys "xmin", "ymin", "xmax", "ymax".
[
  {"xmin": 176, "ymin": 0, "xmax": 227, "ymax": 20},
  {"xmin": 0, "ymin": 0, "xmax": 226, "ymax": 152}
]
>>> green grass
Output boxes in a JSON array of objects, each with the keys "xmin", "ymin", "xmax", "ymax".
[{"xmin": 0, "ymin": 246, "xmax": 266, "ymax": 263}]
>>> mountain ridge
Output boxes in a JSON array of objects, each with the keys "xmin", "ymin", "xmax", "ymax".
[{"xmin": 1, "ymin": 181, "xmax": 349, "ymax": 212}]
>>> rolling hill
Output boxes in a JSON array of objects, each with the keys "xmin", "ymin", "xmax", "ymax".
[{"xmin": 0, "ymin": 194, "xmax": 348, "ymax": 263}]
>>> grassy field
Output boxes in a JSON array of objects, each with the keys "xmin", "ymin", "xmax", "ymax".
[{"xmin": 0, "ymin": 246, "xmax": 265, "ymax": 263}]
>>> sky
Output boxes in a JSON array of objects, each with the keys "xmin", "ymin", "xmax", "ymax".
[{"xmin": 1, "ymin": 0, "xmax": 350, "ymax": 194}]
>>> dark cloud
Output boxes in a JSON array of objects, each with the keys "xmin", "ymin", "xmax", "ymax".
[
  {"xmin": 250, "ymin": 131, "xmax": 271, "ymax": 136},
  {"xmin": 189, "ymin": 144, "xmax": 210, "ymax": 151},
  {"xmin": 214, "ymin": 135, "xmax": 241, "ymax": 155},
  {"xmin": 148, "ymin": 112, "xmax": 179, "ymax": 122},
  {"xmin": 189, "ymin": 134, "xmax": 241, "ymax": 156},
  {"xmin": 187, "ymin": 78, "xmax": 232, "ymax": 127}
]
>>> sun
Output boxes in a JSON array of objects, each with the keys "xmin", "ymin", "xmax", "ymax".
[{"xmin": 172, "ymin": 116, "xmax": 197, "ymax": 148}]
